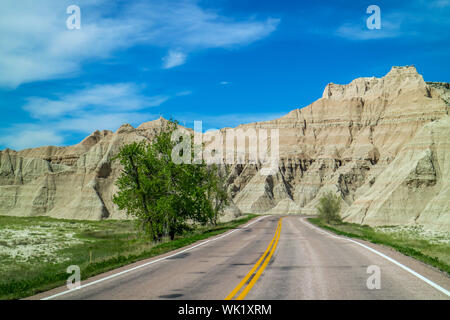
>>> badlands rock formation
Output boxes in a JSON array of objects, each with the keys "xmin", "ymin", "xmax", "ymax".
[{"xmin": 0, "ymin": 66, "xmax": 449, "ymax": 230}]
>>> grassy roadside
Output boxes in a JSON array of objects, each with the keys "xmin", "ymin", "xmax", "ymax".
[
  {"xmin": 0, "ymin": 214, "xmax": 257, "ymax": 300},
  {"xmin": 308, "ymin": 217, "xmax": 450, "ymax": 276}
]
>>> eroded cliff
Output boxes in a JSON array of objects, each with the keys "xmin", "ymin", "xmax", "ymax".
[{"xmin": 1, "ymin": 66, "xmax": 449, "ymax": 230}]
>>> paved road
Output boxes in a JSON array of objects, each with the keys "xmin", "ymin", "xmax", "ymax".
[{"xmin": 30, "ymin": 216, "xmax": 450, "ymax": 300}]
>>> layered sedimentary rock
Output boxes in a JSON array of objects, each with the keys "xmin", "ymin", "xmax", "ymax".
[{"xmin": 0, "ymin": 66, "xmax": 449, "ymax": 230}]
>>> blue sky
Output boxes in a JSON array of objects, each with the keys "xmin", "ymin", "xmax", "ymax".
[{"xmin": 1, "ymin": 0, "xmax": 449, "ymax": 150}]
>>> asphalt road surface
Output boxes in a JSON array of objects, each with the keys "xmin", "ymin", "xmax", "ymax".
[{"xmin": 31, "ymin": 216, "xmax": 450, "ymax": 300}]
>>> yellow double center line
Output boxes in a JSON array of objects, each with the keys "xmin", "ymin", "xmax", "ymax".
[{"xmin": 225, "ymin": 218, "xmax": 283, "ymax": 300}]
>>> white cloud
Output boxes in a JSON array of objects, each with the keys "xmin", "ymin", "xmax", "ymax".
[
  {"xmin": 53, "ymin": 112, "xmax": 156, "ymax": 133},
  {"xmin": 220, "ymin": 81, "xmax": 230, "ymax": 85},
  {"xmin": 429, "ymin": 0, "xmax": 450, "ymax": 8},
  {"xmin": 335, "ymin": 20, "xmax": 401, "ymax": 40},
  {"xmin": 23, "ymin": 83, "xmax": 168, "ymax": 118},
  {"xmin": 310, "ymin": 1, "xmax": 450, "ymax": 41},
  {"xmin": 162, "ymin": 50, "xmax": 187, "ymax": 69},
  {"xmin": 0, "ymin": 0, "xmax": 141, "ymax": 88},
  {"xmin": 0, "ymin": 127, "xmax": 64, "ymax": 150},
  {"xmin": 125, "ymin": 1, "xmax": 279, "ymax": 49},
  {"xmin": 0, "ymin": 82, "xmax": 169, "ymax": 150},
  {"xmin": 0, "ymin": 0, "xmax": 279, "ymax": 87},
  {"xmin": 175, "ymin": 90, "xmax": 193, "ymax": 96},
  {"xmin": 0, "ymin": 110, "xmax": 160, "ymax": 150}
]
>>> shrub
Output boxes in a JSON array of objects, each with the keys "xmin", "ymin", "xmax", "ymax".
[{"xmin": 316, "ymin": 192, "xmax": 342, "ymax": 224}]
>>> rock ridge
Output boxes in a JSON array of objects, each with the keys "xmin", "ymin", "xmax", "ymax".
[{"xmin": 1, "ymin": 66, "xmax": 449, "ymax": 231}]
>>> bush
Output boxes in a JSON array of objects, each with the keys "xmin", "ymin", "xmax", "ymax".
[{"xmin": 316, "ymin": 192, "xmax": 342, "ymax": 223}]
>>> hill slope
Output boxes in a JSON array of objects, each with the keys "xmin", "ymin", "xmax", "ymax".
[{"xmin": 0, "ymin": 66, "xmax": 449, "ymax": 231}]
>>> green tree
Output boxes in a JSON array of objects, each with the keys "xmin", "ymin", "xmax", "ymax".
[
  {"xmin": 113, "ymin": 120, "xmax": 229, "ymax": 241},
  {"xmin": 205, "ymin": 164, "xmax": 229, "ymax": 225},
  {"xmin": 316, "ymin": 192, "xmax": 342, "ymax": 224}
]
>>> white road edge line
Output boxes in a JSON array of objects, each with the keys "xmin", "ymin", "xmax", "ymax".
[
  {"xmin": 41, "ymin": 215, "xmax": 268, "ymax": 300},
  {"xmin": 300, "ymin": 217, "xmax": 450, "ymax": 297}
]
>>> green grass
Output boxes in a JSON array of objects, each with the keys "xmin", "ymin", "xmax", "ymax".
[
  {"xmin": 308, "ymin": 217, "xmax": 450, "ymax": 276},
  {"xmin": 0, "ymin": 214, "xmax": 257, "ymax": 300}
]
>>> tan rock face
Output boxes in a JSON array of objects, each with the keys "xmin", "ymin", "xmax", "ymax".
[{"xmin": 1, "ymin": 66, "xmax": 449, "ymax": 230}]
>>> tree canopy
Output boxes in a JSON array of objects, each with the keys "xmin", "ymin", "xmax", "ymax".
[{"xmin": 113, "ymin": 120, "xmax": 229, "ymax": 241}]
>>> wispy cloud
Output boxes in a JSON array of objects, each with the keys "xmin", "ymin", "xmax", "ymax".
[
  {"xmin": 23, "ymin": 83, "xmax": 168, "ymax": 118},
  {"xmin": 0, "ymin": 83, "xmax": 167, "ymax": 150},
  {"xmin": 428, "ymin": 0, "xmax": 450, "ymax": 8},
  {"xmin": 307, "ymin": 1, "xmax": 450, "ymax": 41},
  {"xmin": 0, "ymin": 111, "xmax": 160, "ymax": 150},
  {"xmin": 53, "ymin": 112, "xmax": 156, "ymax": 134},
  {"xmin": 335, "ymin": 19, "xmax": 401, "ymax": 40},
  {"xmin": 126, "ymin": 1, "xmax": 279, "ymax": 50},
  {"xmin": 162, "ymin": 50, "xmax": 187, "ymax": 69},
  {"xmin": 175, "ymin": 90, "xmax": 193, "ymax": 96},
  {"xmin": 0, "ymin": 0, "xmax": 139, "ymax": 88},
  {"xmin": 0, "ymin": 0, "xmax": 279, "ymax": 87},
  {"xmin": 0, "ymin": 126, "xmax": 64, "ymax": 150}
]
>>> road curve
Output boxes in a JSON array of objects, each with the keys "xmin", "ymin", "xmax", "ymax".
[{"xmin": 30, "ymin": 216, "xmax": 450, "ymax": 300}]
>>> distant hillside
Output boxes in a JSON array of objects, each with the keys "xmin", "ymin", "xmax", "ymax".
[{"xmin": 1, "ymin": 66, "xmax": 449, "ymax": 231}]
